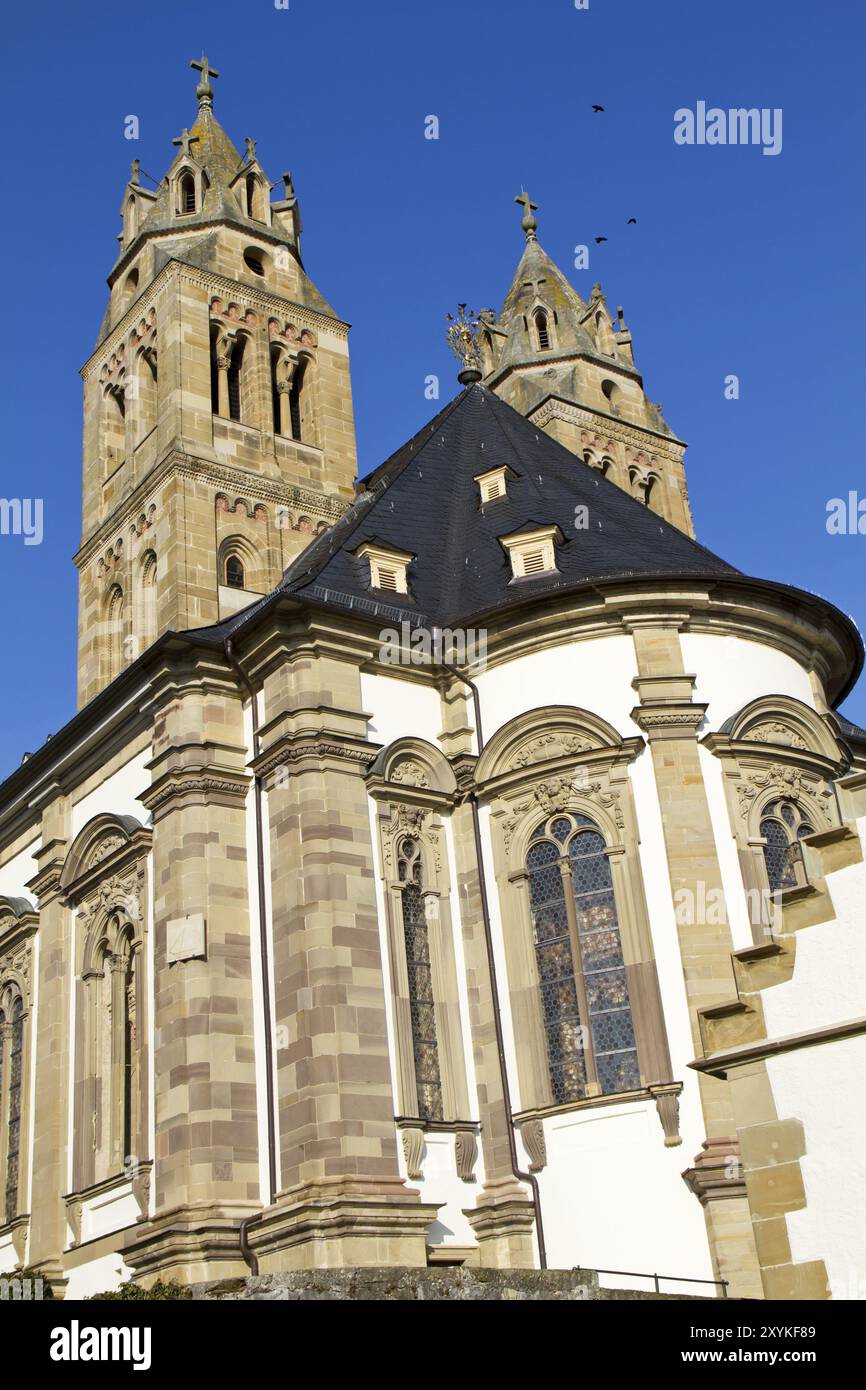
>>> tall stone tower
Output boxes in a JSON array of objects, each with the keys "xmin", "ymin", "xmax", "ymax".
[
  {"xmin": 75, "ymin": 57, "xmax": 357, "ymax": 706},
  {"xmin": 481, "ymin": 194, "xmax": 694, "ymax": 536}
]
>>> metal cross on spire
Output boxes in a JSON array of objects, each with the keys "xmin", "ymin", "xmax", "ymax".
[
  {"xmin": 515, "ymin": 189, "xmax": 539, "ymax": 240},
  {"xmin": 191, "ymin": 54, "xmax": 220, "ymax": 107}
]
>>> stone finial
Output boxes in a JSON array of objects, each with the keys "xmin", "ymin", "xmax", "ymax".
[
  {"xmin": 130, "ymin": 158, "xmax": 140, "ymax": 185},
  {"xmin": 190, "ymin": 54, "xmax": 220, "ymax": 109},
  {"xmin": 244, "ymin": 137, "xmax": 257, "ymax": 163},
  {"xmin": 515, "ymin": 189, "xmax": 539, "ymax": 240}
]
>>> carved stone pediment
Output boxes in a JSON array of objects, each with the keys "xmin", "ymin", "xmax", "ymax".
[
  {"xmin": 509, "ymin": 731, "xmax": 596, "ymax": 772},
  {"xmin": 744, "ymin": 721, "xmax": 807, "ymax": 751}
]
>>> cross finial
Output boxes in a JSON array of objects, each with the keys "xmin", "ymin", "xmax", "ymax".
[
  {"xmin": 244, "ymin": 137, "xmax": 257, "ymax": 163},
  {"xmin": 130, "ymin": 158, "xmax": 140, "ymax": 185},
  {"xmin": 191, "ymin": 54, "xmax": 220, "ymax": 108},
  {"xmin": 515, "ymin": 189, "xmax": 539, "ymax": 240},
  {"xmin": 172, "ymin": 128, "xmax": 199, "ymax": 158}
]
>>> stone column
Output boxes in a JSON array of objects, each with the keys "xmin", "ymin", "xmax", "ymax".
[
  {"xmin": 628, "ymin": 619, "xmax": 762, "ymax": 1299},
  {"xmin": 250, "ymin": 646, "xmax": 438, "ymax": 1270},
  {"xmin": 449, "ymin": 761, "xmax": 537, "ymax": 1269},
  {"xmin": 123, "ymin": 656, "xmax": 260, "ymax": 1285},
  {"xmin": 25, "ymin": 791, "xmax": 72, "ymax": 1294}
]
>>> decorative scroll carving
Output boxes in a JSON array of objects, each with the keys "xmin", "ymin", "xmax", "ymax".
[
  {"xmin": 401, "ymin": 1127, "xmax": 425, "ymax": 1181},
  {"xmin": 649, "ymin": 1085, "xmax": 683, "ymax": 1147},
  {"xmin": 509, "ymin": 732, "xmax": 595, "ymax": 771},
  {"xmin": 520, "ymin": 1119, "xmax": 548, "ymax": 1173},
  {"xmin": 736, "ymin": 765, "xmax": 834, "ymax": 826},
  {"xmin": 454, "ymin": 1129, "xmax": 478, "ymax": 1182}
]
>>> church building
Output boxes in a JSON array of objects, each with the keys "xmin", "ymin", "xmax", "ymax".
[{"xmin": 1, "ymin": 59, "xmax": 865, "ymax": 1300}]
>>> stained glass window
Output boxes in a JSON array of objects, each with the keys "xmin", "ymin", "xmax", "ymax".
[
  {"xmin": 399, "ymin": 839, "xmax": 443, "ymax": 1122},
  {"xmin": 5, "ymin": 997, "xmax": 23, "ymax": 1224},
  {"xmin": 526, "ymin": 815, "xmax": 640, "ymax": 1103},
  {"xmin": 760, "ymin": 800, "xmax": 814, "ymax": 892}
]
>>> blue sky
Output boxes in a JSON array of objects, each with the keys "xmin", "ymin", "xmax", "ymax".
[{"xmin": 1, "ymin": 0, "xmax": 864, "ymax": 777}]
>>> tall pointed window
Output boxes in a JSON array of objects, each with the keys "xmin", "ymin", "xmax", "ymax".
[
  {"xmin": 3, "ymin": 996, "xmax": 23, "ymax": 1223},
  {"xmin": 534, "ymin": 309, "xmax": 551, "ymax": 351},
  {"xmin": 227, "ymin": 337, "xmax": 245, "ymax": 422},
  {"xmin": 289, "ymin": 358, "xmax": 306, "ymax": 441},
  {"xmin": 181, "ymin": 174, "xmax": 196, "ymax": 214},
  {"xmin": 760, "ymin": 799, "xmax": 814, "ymax": 892},
  {"xmin": 225, "ymin": 554, "xmax": 245, "ymax": 589},
  {"xmin": 526, "ymin": 814, "xmax": 639, "ymax": 1103},
  {"xmin": 398, "ymin": 838, "xmax": 443, "ymax": 1122}
]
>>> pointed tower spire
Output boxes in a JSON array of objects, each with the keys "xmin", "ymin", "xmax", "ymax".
[{"xmin": 474, "ymin": 190, "xmax": 695, "ymax": 537}]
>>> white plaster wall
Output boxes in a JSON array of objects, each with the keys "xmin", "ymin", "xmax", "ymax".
[
  {"xmin": 80, "ymin": 1183, "xmax": 139, "ymax": 1244},
  {"xmin": 0, "ymin": 839, "xmax": 40, "ymax": 902},
  {"xmin": 767, "ymin": 1038, "xmax": 866, "ymax": 1300},
  {"xmin": 407, "ymin": 1133, "xmax": 477, "ymax": 1249},
  {"xmin": 627, "ymin": 750, "xmax": 709, "ymax": 1159},
  {"xmin": 475, "ymin": 635, "xmax": 640, "ymax": 741},
  {"xmin": 361, "ymin": 673, "xmax": 442, "ymax": 749},
  {"xmin": 532, "ymin": 1101, "xmax": 715, "ymax": 1289},
  {"xmin": 762, "ymin": 819, "xmax": 866, "ymax": 1039},
  {"xmin": 0, "ymin": 1229, "xmax": 17, "ymax": 1275},
  {"xmin": 71, "ymin": 748, "xmax": 151, "ymax": 837},
  {"xmin": 699, "ymin": 744, "xmax": 755, "ymax": 952},
  {"xmin": 681, "ymin": 634, "xmax": 815, "ymax": 729},
  {"xmin": 65, "ymin": 1251, "xmax": 133, "ymax": 1300}
]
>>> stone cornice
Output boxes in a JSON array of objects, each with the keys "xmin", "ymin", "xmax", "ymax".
[
  {"xmin": 528, "ymin": 394, "xmax": 687, "ymax": 454},
  {"xmin": 691, "ymin": 1014, "xmax": 866, "ymax": 1077},
  {"xmin": 140, "ymin": 768, "xmax": 251, "ymax": 818},
  {"xmin": 87, "ymin": 256, "xmax": 347, "ymax": 375},
  {"xmin": 75, "ymin": 447, "xmax": 349, "ymax": 570},
  {"xmin": 252, "ymin": 734, "xmax": 379, "ymax": 784}
]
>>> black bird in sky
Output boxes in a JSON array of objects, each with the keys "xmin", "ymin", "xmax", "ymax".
[
  {"xmin": 594, "ymin": 236, "xmax": 608, "ymax": 244},
  {"xmin": 627, "ymin": 217, "xmax": 637, "ymax": 224},
  {"xmin": 591, "ymin": 104, "xmax": 605, "ymax": 112}
]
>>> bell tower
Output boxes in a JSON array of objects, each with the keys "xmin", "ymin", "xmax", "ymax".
[
  {"xmin": 75, "ymin": 57, "xmax": 358, "ymax": 706},
  {"xmin": 480, "ymin": 194, "xmax": 695, "ymax": 536}
]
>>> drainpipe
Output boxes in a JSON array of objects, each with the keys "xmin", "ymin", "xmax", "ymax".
[
  {"xmin": 224, "ymin": 638, "xmax": 277, "ymax": 1275},
  {"xmin": 438, "ymin": 656, "xmax": 548, "ymax": 1269}
]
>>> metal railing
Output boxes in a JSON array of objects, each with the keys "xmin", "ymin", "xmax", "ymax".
[{"xmin": 574, "ymin": 1266, "xmax": 729, "ymax": 1297}]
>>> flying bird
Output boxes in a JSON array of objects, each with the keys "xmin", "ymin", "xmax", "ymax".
[
  {"xmin": 594, "ymin": 236, "xmax": 608, "ymax": 244},
  {"xmin": 592, "ymin": 104, "xmax": 605, "ymax": 113},
  {"xmin": 627, "ymin": 217, "xmax": 637, "ymax": 225}
]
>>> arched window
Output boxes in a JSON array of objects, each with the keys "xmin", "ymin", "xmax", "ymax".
[
  {"xmin": 246, "ymin": 174, "xmax": 257, "ymax": 218},
  {"xmin": 140, "ymin": 551, "xmax": 157, "ymax": 647},
  {"xmin": 124, "ymin": 196, "xmax": 136, "ymax": 243},
  {"xmin": 288, "ymin": 357, "xmax": 306, "ymax": 441},
  {"xmin": 398, "ymin": 838, "xmax": 442, "ymax": 1122},
  {"xmin": 601, "ymin": 378, "xmax": 620, "ymax": 414},
  {"xmin": 3, "ymin": 996, "xmax": 24, "ymax": 1223},
  {"xmin": 526, "ymin": 814, "xmax": 639, "ymax": 1103},
  {"xmin": 123, "ymin": 268, "xmax": 139, "ymax": 303},
  {"xmin": 107, "ymin": 585, "xmax": 125, "ymax": 678},
  {"xmin": 180, "ymin": 174, "xmax": 196, "ymax": 214},
  {"xmin": 760, "ymin": 799, "xmax": 815, "ymax": 892},
  {"xmin": 534, "ymin": 309, "xmax": 551, "ymax": 351},
  {"xmin": 225, "ymin": 554, "xmax": 245, "ymax": 589},
  {"xmin": 226, "ymin": 337, "xmax": 245, "ymax": 422}
]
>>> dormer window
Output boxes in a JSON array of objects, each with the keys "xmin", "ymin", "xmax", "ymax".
[
  {"xmin": 500, "ymin": 525, "xmax": 560, "ymax": 580},
  {"xmin": 356, "ymin": 542, "xmax": 413, "ymax": 594},
  {"xmin": 476, "ymin": 466, "xmax": 511, "ymax": 504},
  {"xmin": 534, "ymin": 309, "xmax": 551, "ymax": 351}
]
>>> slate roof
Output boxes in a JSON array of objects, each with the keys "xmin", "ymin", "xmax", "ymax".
[{"xmin": 273, "ymin": 382, "xmax": 740, "ymax": 628}]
